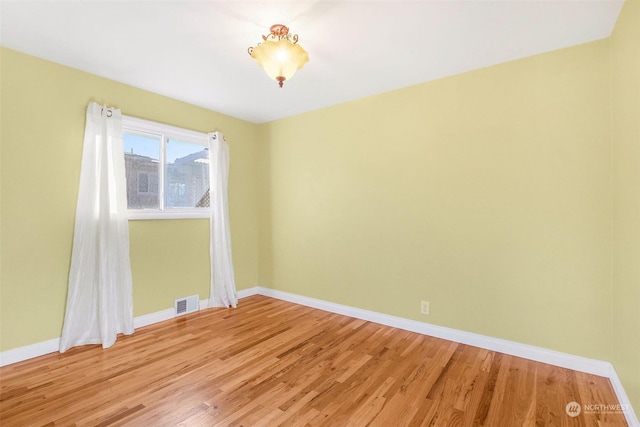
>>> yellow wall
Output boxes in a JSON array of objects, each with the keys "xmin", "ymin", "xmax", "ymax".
[
  {"xmin": 1, "ymin": 8, "xmax": 638, "ymax": 412},
  {"xmin": 0, "ymin": 48, "xmax": 259, "ymax": 350},
  {"xmin": 612, "ymin": 0, "xmax": 640, "ymax": 411},
  {"xmin": 258, "ymin": 40, "xmax": 614, "ymax": 361}
]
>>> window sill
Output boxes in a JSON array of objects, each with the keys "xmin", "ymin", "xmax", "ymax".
[{"xmin": 128, "ymin": 210, "xmax": 210, "ymax": 220}]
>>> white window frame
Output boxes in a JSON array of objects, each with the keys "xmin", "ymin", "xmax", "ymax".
[{"xmin": 122, "ymin": 116, "xmax": 210, "ymax": 220}]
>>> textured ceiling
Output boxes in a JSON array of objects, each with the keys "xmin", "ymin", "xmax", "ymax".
[{"xmin": 0, "ymin": 0, "xmax": 625, "ymax": 123}]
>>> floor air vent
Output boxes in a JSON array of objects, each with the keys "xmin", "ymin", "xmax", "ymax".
[{"xmin": 175, "ymin": 295, "xmax": 199, "ymax": 316}]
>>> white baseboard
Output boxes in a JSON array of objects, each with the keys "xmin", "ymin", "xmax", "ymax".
[
  {"xmin": 237, "ymin": 286, "xmax": 260, "ymax": 299},
  {"xmin": 257, "ymin": 287, "xmax": 610, "ymax": 374},
  {"xmin": 133, "ymin": 307, "xmax": 175, "ymax": 329},
  {"xmin": 0, "ymin": 337, "xmax": 61, "ymax": 367},
  {"xmin": 255, "ymin": 286, "xmax": 639, "ymax": 426},
  {"xmin": 607, "ymin": 364, "xmax": 640, "ymax": 426},
  {"xmin": 0, "ymin": 287, "xmax": 260, "ymax": 368},
  {"xmin": 1, "ymin": 285, "xmax": 636, "ymax": 425}
]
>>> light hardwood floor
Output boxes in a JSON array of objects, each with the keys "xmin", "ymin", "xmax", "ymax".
[{"xmin": 0, "ymin": 295, "xmax": 627, "ymax": 426}]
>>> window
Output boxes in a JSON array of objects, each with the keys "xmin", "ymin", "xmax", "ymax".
[{"xmin": 122, "ymin": 116, "xmax": 211, "ymax": 219}]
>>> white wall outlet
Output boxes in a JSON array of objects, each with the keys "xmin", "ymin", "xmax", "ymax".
[{"xmin": 421, "ymin": 300, "xmax": 430, "ymax": 315}]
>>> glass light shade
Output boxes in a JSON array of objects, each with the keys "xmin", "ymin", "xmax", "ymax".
[{"xmin": 250, "ymin": 38, "xmax": 309, "ymax": 86}]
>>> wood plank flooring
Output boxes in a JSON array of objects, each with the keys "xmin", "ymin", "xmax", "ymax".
[{"xmin": 0, "ymin": 295, "xmax": 627, "ymax": 426}]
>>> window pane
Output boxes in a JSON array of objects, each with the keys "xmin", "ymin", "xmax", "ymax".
[
  {"xmin": 166, "ymin": 139, "xmax": 209, "ymax": 208},
  {"xmin": 124, "ymin": 132, "xmax": 160, "ymax": 209}
]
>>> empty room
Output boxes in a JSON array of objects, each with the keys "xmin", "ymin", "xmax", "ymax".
[{"xmin": 0, "ymin": 0, "xmax": 638, "ymax": 425}]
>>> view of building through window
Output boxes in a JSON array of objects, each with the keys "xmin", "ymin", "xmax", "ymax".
[
  {"xmin": 124, "ymin": 132, "xmax": 160, "ymax": 209},
  {"xmin": 166, "ymin": 138, "xmax": 209, "ymax": 208},
  {"xmin": 123, "ymin": 132, "xmax": 209, "ymax": 210}
]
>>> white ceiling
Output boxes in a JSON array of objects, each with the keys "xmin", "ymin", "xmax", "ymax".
[{"xmin": 0, "ymin": 1, "xmax": 624, "ymax": 124}]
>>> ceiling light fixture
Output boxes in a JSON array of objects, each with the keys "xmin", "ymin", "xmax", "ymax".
[{"xmin": 248, "ymin": 24, "xmax": 309, "ymax": 88}]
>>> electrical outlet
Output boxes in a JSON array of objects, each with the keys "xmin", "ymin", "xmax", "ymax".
[{"xmin": 421, "ymin": 301, "xmax": 430, "ymax": 315}]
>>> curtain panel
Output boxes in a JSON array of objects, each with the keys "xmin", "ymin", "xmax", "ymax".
[
  {"xmin": 59, "ymin": 102, "xmax": 134, "ymax": 352},
  {"xmin": 208, "ymin": 132, "xmax": 238, "ymax": 308}
]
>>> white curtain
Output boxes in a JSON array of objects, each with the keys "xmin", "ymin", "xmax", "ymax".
[
  {"xmin": 208, "ymin": 132, "xmax": 238, "ymax": 308},
  {"xmin": 59, "ymin": 102, "xmax": 134, "ymax": 352}
]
